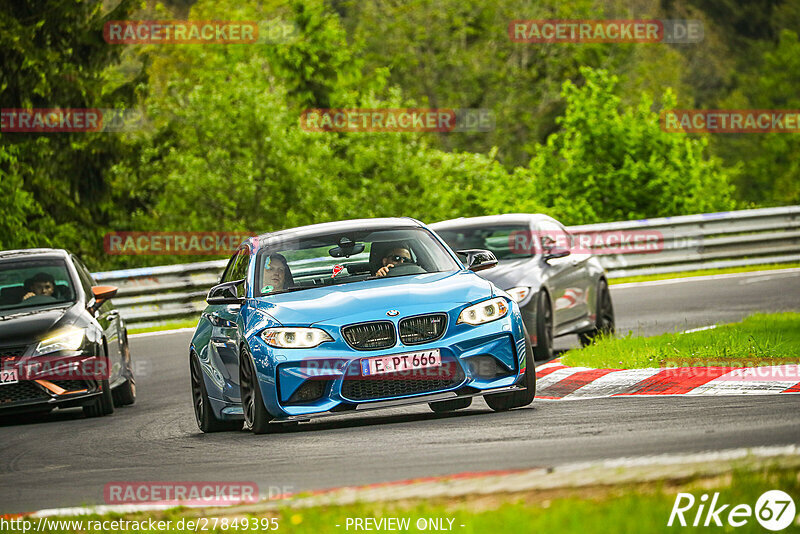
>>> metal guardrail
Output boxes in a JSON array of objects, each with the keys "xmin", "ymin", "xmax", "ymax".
[{"xmin": 93, "ymin": 206, "xmax": 800, "ymax": 328}]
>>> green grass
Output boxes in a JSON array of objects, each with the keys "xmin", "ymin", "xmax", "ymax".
[
  {"xmin": 609, "ymin": 262, "xmax": 800, "ymax": 285},
  {"xmin": 5, "ymin": 467, "xmax": 797, "ymax": 533},
  {"xmin": 562, "ymin": 312, "xmax": 800, "ymax": 369},
  {"xmin": 128, "ymin": 318, "xmax": 199, "ymax": 335}
]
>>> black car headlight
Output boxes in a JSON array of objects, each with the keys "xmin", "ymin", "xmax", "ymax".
[
  {"xmin": 507, "ymin": 286, "xmax": 532, "ymax": 306},
  {"xmin": 32, "ymin": 326, "xmax": 85, "ymax": 356},
  {"xmin": 457, "ymin": 297, "xmax": 509, "ymax": 326}
]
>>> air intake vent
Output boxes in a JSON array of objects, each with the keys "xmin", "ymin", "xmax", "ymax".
[
  {"xmin": 341, "ymin": 321, "xmax": 396, "ymax": 350},
  {"xmin": 399, "ymin": 313, "xmax": 447, "ymax": 345}
]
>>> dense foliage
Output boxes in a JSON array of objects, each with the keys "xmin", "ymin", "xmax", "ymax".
[{"xmin": 1, "ymin": 0, "xmax": 795, "ymax": 269}]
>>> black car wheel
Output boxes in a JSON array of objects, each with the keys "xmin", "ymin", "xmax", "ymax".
[
  {"xmin": 83, "ymin": 379, "xmax": 115, "ymax": 418},
  {"xmin": 579, "ymin": 279, "xmax": 615, "ymax": 347},
  {"xmin": 83, "ymin": 345, "xmax": 115, "ymax": 418},
  {"xmin": 532, "ymin": 291, "xmax": 553, "ymax": 361},
  {"xmin": 113, "ymin": 341, "xmax": 136, "ymax": 406},
  {"xmin": 239, "ymin": 348, "xmax": 276, "ymax": 434},
  {"xmin": 485, "ymin": 326, "xmax": 536, "ymax": 411},
  {"xmin": 429, "ymin": 397, "xmax": 472, "ymax": 413},
  {"xmin": 190, "ymin": 352, "xmax": 239, "ymax": 432}
]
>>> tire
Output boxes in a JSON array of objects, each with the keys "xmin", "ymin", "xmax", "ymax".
[
  {"xmin": 579, "ymin": 279, "xmax": 615, "ymax": 347},
  {"xmin": 83, "ymin": 344, "xmax": 115, "ymax": 418},
  {"xmin": 484, "ymin": 327, "xmax": 536, "ymax": 412},
  {"xmin": 429, "ymin": 397, "xmax": 472, "ymax": 413},
  {"xmin": 532, "ymin": 291, "xmax": 553, "ymax": 361},
  {"xmin": 83, "ymin": 379, "xmax": 114, "ymax": 418},
  {"xmin": 190, "ymin": 352, "xmax": 240, "ymax": 433},
  {"xmin": 113, "ymin": 342, "xmax": 136, "ymax": 406},
  {"xmin": 239, "ymin": 348, "xmax": 276, "ymax": 435}
]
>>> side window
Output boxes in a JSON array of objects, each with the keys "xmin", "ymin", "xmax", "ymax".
[
  {"xmin": 71, "ymin": 255, "xmax": 95, "ymax": 298},
  {"xmin": 221, "ymin": 248, "xmax": 250, "ymax": 298},
  {"xmin": 537, "ymin": 221, "xmax": 572, "ymax": 252},
  {"xmin": 220, "ymin": 251, "xmax": 242, "ymax": 284}
]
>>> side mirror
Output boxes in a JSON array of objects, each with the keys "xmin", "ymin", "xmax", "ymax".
[
  {"xmin": 544, "ymin": 248, "xmax": 571, "ymax": 262},
  {"xmin": 456, "ymin": 249, "xmax": 498, "ymax": 272},
  {"xmin": 207, "ymin": 280, "xmax": 244, "ymax": 305},
  {"xmin": 89, "ymin": 285, "xmax": 118, "ymax": 312}
]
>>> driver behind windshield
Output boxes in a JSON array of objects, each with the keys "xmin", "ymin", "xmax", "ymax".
[
  {"xmin": 21, "ymin": 272, "xmax": 55, "ymax": 301},
  {"xmin": 261, "ymin": 254, "xmax": 294, "ymax": 294},
  {"xmin": 375, "ymin": 245, "xmax": 413, "ymax": 278}
]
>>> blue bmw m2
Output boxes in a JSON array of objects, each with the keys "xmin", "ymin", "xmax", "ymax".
[{"xmin": 189, "ymin": 218, "xmax": 535, "ymax": 433}]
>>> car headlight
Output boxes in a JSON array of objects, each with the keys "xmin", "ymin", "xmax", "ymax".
[
  {"xmin": 457, "ymin": 297, "xmax": 509, "ymax": 326},
  {"xmin": 260, "ymin": 327, "xmax": 333, "ymax": 349},
  {"xmin": 33, "ymin": 326, "xmax": 85, "ymax": 356},
  {"xmin": 507, "ymin": 286, "xmax": 531, "ymax": 305}
]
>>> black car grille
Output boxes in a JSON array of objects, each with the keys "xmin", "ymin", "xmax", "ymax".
[
  {"xmin": 341, "ymin": 321, "xmax": 396, "ymax": 350},
  {"xmin": 399, "ymin": 314, "xmax": 447, "ymax": 345},
  {"xmin": 0, "ymin": 381, "xmax": 49, "ymax": 405},
  {"xmin": 341, "ymin": 364, "xmax": 465, "ymax": 401}
]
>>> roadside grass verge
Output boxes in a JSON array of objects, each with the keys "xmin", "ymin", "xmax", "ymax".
[
  {"xmin": 608, "ymin": 262, "xmax": 800, "ymax": 285},
  {"xmin": 9, "ymin": 465, "xmax": 798, "ymax": 533},
  {"xmin": 562, "ymin": 312, "xmax": 800, "ymax": 369}
]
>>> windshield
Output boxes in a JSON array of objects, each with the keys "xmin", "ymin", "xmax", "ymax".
[
  {"xmin": 0, "ymin": 259, "xmax": 77, "ymax": 314},
  {"xmin": 254, "ymin": 227, "xmax": 460, "ymax": 296},
  {"xmin": 435, "ymin": 225, "xmax": 534, "ymax": 260}
]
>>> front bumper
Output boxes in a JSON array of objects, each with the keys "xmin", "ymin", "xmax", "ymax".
[{"xmin": 247, "ymin": 312, "xmax": 526, "ymax": 419}]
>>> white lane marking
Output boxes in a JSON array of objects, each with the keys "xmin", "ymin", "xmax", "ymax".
[
  {"xmin": 560, "ymin": 368, "xmax": 662, "ymax": 399},
  {"xmin": 681, "ymin": 325, "xmax": 718, "ymax": 334},
  {"xmin": 686, "ymin": 380, "xmax": 799, "ymax": 396},
  {"xmin": 611, "ymin": 267, "xmax": 800, "ymax": 289},
  {"xmin": 129, "ymin": 326, "xmax": 197, "ymax": 339},
  {"xmin": 739, "ymin": 272, "xmax": 800, "ymax": 284}
]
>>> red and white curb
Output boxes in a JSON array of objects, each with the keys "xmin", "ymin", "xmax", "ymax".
[{"xmin": 534, "ymin": 359, "xmax": 800, "ymax": 400}]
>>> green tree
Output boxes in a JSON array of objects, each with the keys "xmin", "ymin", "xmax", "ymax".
[{"xmin": 530, "ymin": 67, "xmax": 735, "ymax": 224}]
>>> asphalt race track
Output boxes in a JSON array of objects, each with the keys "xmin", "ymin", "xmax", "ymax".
[{"xmin": 1, "ymin": 270, "xmax": 799, "ymax": 514}]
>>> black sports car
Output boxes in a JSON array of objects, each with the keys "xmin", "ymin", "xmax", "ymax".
[
  {"xmin": 431, "ymin": 214, "xmax": 615, "ymax": 360},
  {"xmin": 0, "ymin": 249, "xmax": 135, "ymax": 417}
]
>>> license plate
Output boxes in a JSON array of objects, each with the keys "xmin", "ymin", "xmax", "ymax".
[
  {"xmin": 0, "ymin": 367, "xmax": 19, "ymax": 385},
  {"xmin": 360, "ymin": 349, "xmax": 441, "ymax": 376}
]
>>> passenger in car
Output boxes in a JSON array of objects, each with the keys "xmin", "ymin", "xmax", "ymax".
[
  {"xmin": 261, "ymin": 254, "xmax": 294, "ymax": 293},
  {"xmin": 21, "ymin": 272, "xmax": 56, "ymax": 301}
]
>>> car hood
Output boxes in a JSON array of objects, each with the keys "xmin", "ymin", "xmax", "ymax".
[
  {"xmin": 251, "ymin": 271, "xmax": 494, "ymax": 326},
  {"xmin": 472, "ymin": 257, "xmax": 534, "ymax": 289},
  {"xmin": 0, "ymin": 303, "xmax": 80, "ymax": 344}
]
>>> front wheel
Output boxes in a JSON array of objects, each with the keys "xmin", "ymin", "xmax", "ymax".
[
  {"xmin": 239, "ymin": 348, "xmax": 276, "ymax": 435},
  {"xmin": 532, "ymin": 291, "xmax": 553, "ymax": 361},
  {"xmin": 485, "ymin": 327, "xmax": 536, "ymax": 412},
  {"xmin": 113, "ymin": 342, "xmax": 136, "ymax": 406},
  {"xmin": 579, "ymin": 279, "xmax": 615, "ymax": 347},
  {"xmin": 190, "ymin": 352, "xmax": 240, "ymax": 432}
]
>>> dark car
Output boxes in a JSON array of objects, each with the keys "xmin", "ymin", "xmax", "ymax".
[
  {"xmin": 0, "ymin": 249, "xmax": 135, "ymax": 417},
  {"xmin": 430, "ymin": 214, "xmax": 615, "ymax": 360}
]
